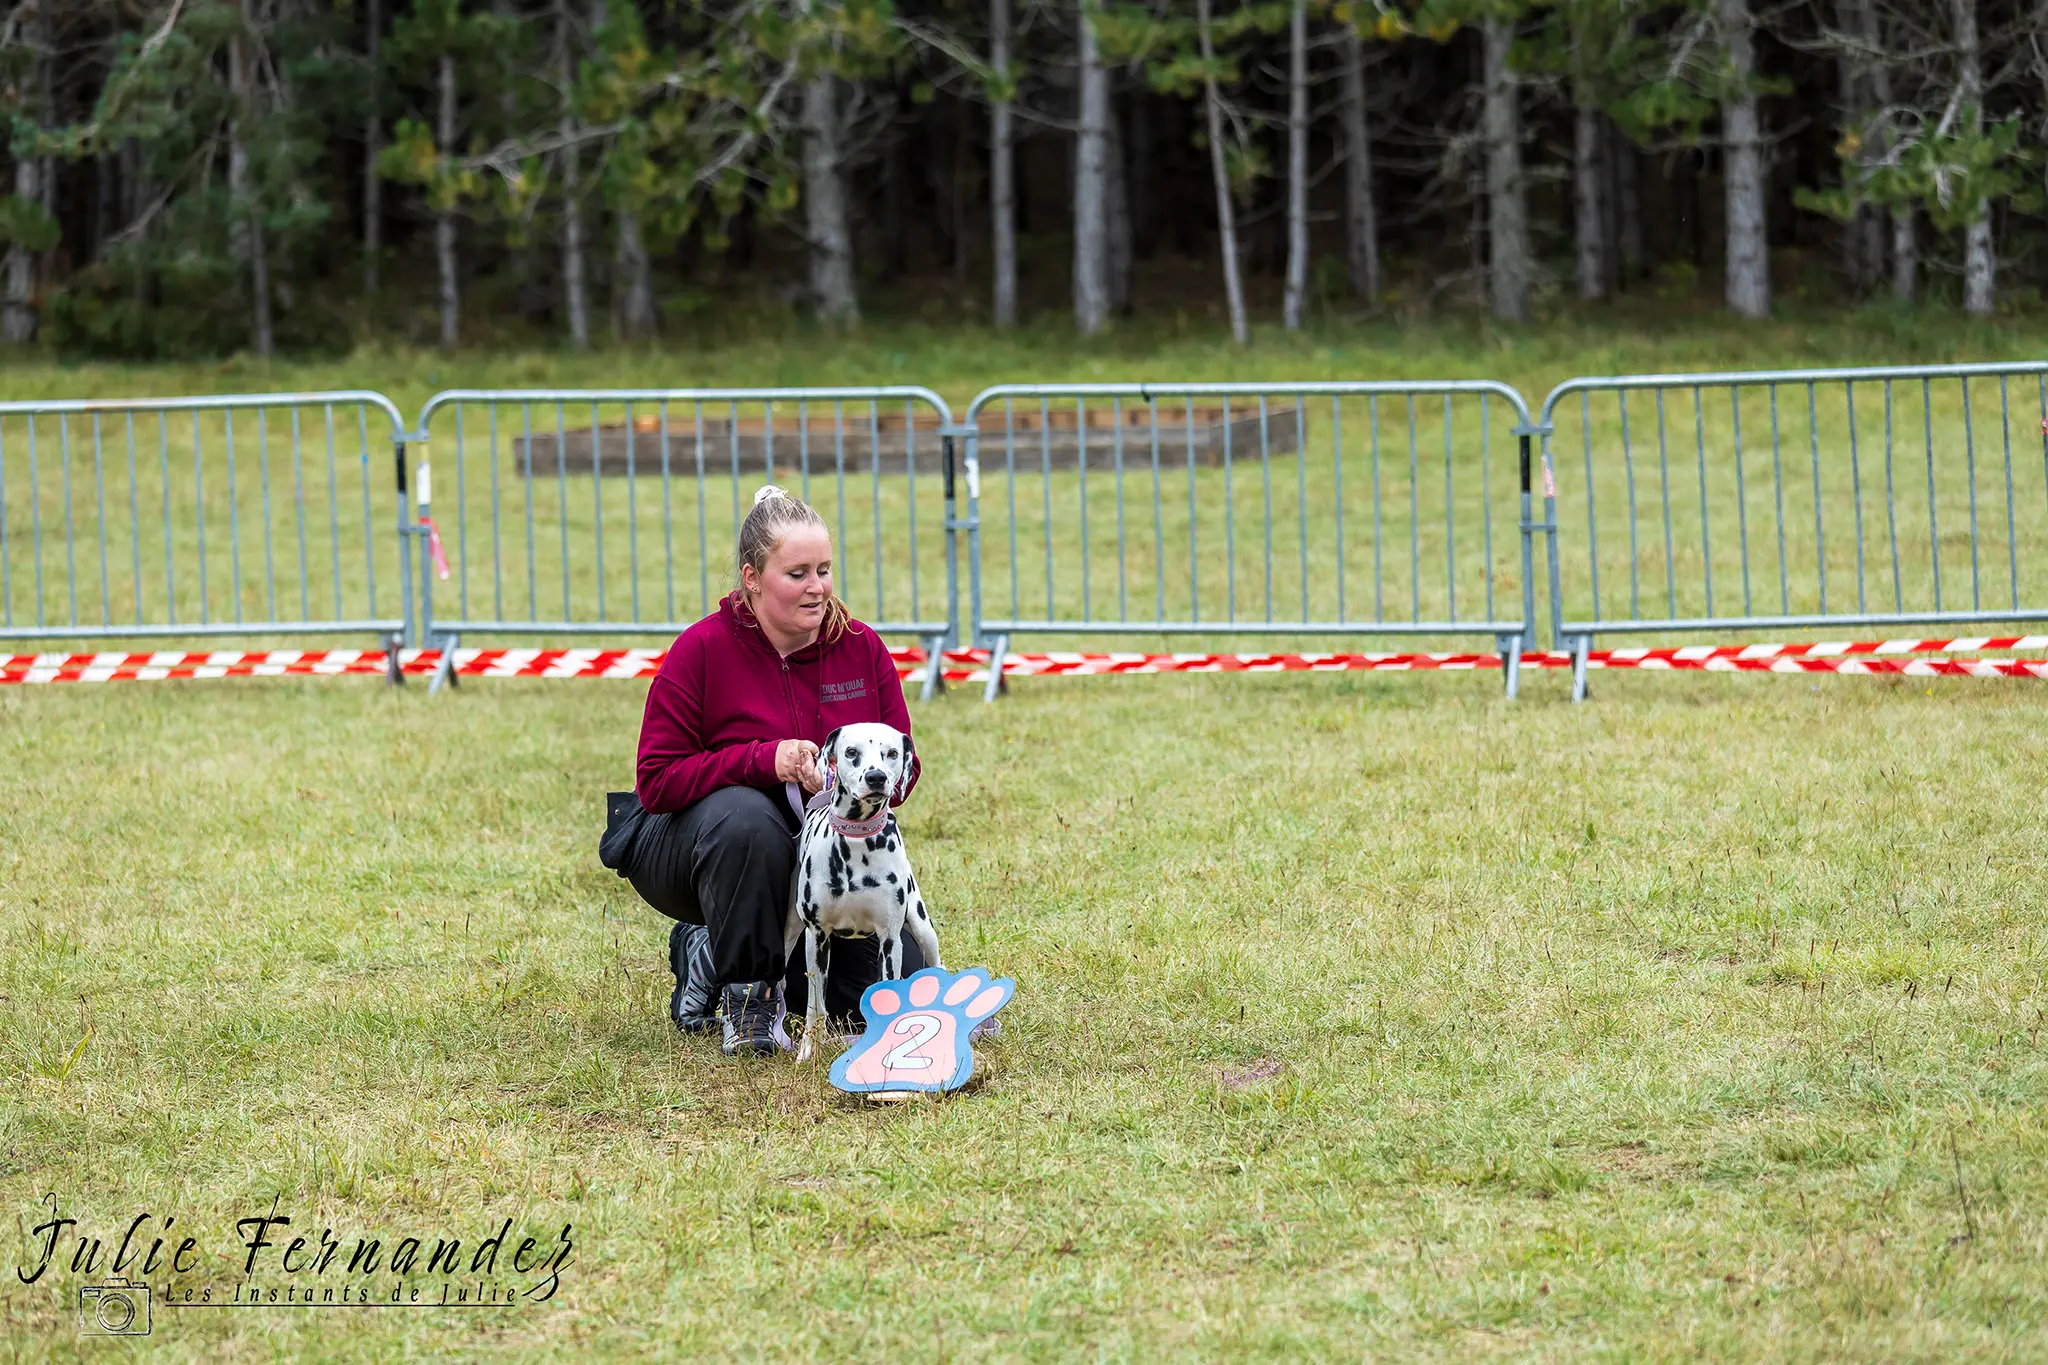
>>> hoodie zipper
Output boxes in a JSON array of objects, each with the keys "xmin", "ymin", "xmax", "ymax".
[
  {"xmin": 732, "ymin": 596, "xmax": 820, "ymax": 741},
  {"xmin": 779, "ymin": 658, "xmax": 801, "ymax": 739}
]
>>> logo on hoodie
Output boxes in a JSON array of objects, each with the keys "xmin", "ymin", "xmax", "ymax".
[{"xmin": 818, "ymin": 678, "xmax": 868, "ymax": 704}]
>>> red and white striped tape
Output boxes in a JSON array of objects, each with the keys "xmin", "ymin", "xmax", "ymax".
[
  {"xmin": 1573, "ymin": 636, "xmax": 2048, "ymax": 661},
  {"xmin": 5, "ymin": 637, "xmax": 2048, "ymax": 685}
]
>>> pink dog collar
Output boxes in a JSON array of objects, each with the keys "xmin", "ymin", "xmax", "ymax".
[{"xmin": 827, "ymin": 808, "xmax": 889, "ymax": 839}]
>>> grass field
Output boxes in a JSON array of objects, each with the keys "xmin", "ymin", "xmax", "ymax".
[{"xmin": 3, "ymin": 666, "xmax": 2046, "ymax": 1362}]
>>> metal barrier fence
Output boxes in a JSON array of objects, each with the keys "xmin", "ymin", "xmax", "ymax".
[
  {"xmin": 961, "ymin": 381, "xmax": 1543, "ymax": 699},
  {"xmin": 1535, "ymin": 363, "xmax": 2048, "ymax": 699},
  {"xmin": 0, "ymin": 392, "xmax": 411, "ymax": 663},
  {"xmin": 16, "ymin": 368, "xmax": 2048, "ymax": 708},
  {"xmin": 410, "ymin": 388, "xmax": 963, "ymax": 694}
]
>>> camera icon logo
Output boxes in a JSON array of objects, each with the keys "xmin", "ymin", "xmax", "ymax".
[{"xmin": 78, "ymin": 1277, "xmax": 152, "ymax": 1335}]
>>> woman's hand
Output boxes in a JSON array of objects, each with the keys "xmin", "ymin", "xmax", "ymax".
[{"xmin": 776, "ymin": 739, "xmax": 826, "ymax": 794}]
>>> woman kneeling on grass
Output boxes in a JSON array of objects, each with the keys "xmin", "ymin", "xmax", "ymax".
[{"xmin": 599, "ymin": 485, "xmax": 927, "ymax": 1056}]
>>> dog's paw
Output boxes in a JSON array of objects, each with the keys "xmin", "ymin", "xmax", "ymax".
[{"xmin": 829, "ymin": 967, "xmax": 1014, "ymax": 1095}]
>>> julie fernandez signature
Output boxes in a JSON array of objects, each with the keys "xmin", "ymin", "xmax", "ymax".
[{"xmin": 19, "ymin": 1195, "xmax": 574, "ymax": 1333}]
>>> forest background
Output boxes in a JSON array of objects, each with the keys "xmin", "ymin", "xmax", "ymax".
[{"xmin": 2, "ymin": 0, "xmax": 2045, "ymax": 361}]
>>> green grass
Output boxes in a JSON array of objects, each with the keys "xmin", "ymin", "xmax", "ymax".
[
  {"xmin": 3, "ymin": 667, "xmax": 2046, "ymax": 1361},
  {"xmin": 8, "ymin": 296, "xmax": 2048, "ymax": 415}
]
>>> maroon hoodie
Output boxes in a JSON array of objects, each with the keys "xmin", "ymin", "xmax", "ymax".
[{"xmin": 635, "ymin": 594, "xmax": 920, "ymax": 816}]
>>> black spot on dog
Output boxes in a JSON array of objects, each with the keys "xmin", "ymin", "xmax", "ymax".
[
  {"xmin": 894, "ymin": 887, "xmax": 905, "ymax": 905},
  {"xmin": 861, "ymin": 875, "xmax": 879, "ymax": 888},
  {"xmin": 885, "ymin": 871, "xmax": 897, "ymax": 883},
  {"xmin": 914, "ymin": 905, "xmax": 926, "ymax": 919}
]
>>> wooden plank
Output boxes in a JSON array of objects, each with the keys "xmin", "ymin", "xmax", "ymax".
[{"xmin": 509, "ymin": 408, "xmax": 1305, "ymax": 478}]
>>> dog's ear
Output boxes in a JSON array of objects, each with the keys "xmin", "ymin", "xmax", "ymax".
[
  {"xmin": 890, "ymin": 730, "xmax": 916, "ymax": 804},
  {"xmin": 819, "ymin": 727, "xmax": 844, "ymax": 782}
]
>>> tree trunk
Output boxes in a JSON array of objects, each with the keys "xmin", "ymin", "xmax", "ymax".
[
  {"xmin": 1573, "ymin": 91, "xmax": 1607, "ymax": 300},
  {"xmin": 586, "ymin": 0, "xmax": 652, "ymax": 337},
  {"xmin": 365, "ymin": 0, "xmax": 382, "ymax": 294},
  {"xmin": 883, "ymin": 139, "xmax": 904, "ymax": 277},
  {"xmin": 1073, "ymin": 4, "xmax": 1111, "ymax": 334},
  {"xmin": 1107, "ymin": 93, "xmax": 1132, "ymax": 314},
  {"xmin": 560, "ymin": 141, "xmax": 588, "ymax": 345},
  {"xmin": 250, "ymin": 214, "xmax": 273, "ymax": 357},
  {"xmin": 953, "ymin": 98, "xmax": 973, "ymax": 292},
  {"xmin": 35, "ymin": 14, "xmax": 52, "ymax": 248},
  {"xmin": 1282, "ymin": 0, "xmax": 1309, "ymax": 330},
  {"xmin": 1128, "ymin": 93, "xmax": 1150, "ymax": 257},
  {"xmin": 1891, "ymin": 208, "xmax": 1916, "ymax": 302},
  {"xmin": 246, "ymin": 0, "xmax": 273, "ymax": 355},
  {"xmin": 1339, "ymin": 26, "xmax": 1378, "ymax": 304},
  {"xmin": 1718, "ymin": 0, "xmax": 1770, "ymax": 317},
  {"xmin": 119, "ymin": 136, "xmax": 140, "ymax": 230},
  {"xmin": 1613, "ymin": 122, "xmax": 1642, "ymax": 281},
  {"xmin": 1834, "ymin": 1, "xmax": 1870, "ymax": 289},
  {"xmin": 436, "ymin": 53, "xmax": 459, "ymax": 349},
  {"xmin": 928, "ymin": 113, "xmax": 958, "ymax": 272},
  {"xmin": 558, "ymin": 6, "xmax": 589, "ymax": 348},
  {"xmin": 1953, "ymin": 0, "xmax": 1993, "ymax": 315},
  {"xmin": 1852, "ymin": 0, "xmax": 1913, "ymax": 304},
  {"xmin": 1599, "ymin": 122, "xmax": 1622, "ymax": 291},
  {"xmin": 4, "ymin": 156, "xmax": 37, "ymax": 344},
  {"xmin": 615, "ymin": 209, "xmax": 655, "ymax": 338},
  {"xmin": 1481, "ymin": 18, "xmax": 1529, "ymax": 322},
  {"xmin": 990, "ymin": 0, "xmax": 1017, "ymax": 326},
  {"xmin": 120, "ymin": 134, "xmax": 146, "ymax": 306},
  {"xmin": 494, "ymin": 0, "xmax": 539, "ymax": 319},
  {"xmin": 1197, "ymin": 0, "xmax": 1248, "ymax": 345},
  {"xmin": 3, "ymin": 1, "xmax": 42, "ymax": 343},
  {"xmin": 1846, "ymin": 0, "xmax": 1888, "ymax": 285},
  {"xmin": 229, "ymin": 10, "xmax": 272, "ymax": 356},
  {"xmin": 1960, "ymin": 208, "xmax": 1991, "ymax": 316},
  {"xmin": 89, "ymin": 155, "xmax": 108, "ymax": 263},
  {"xmin": 228, "ymin": 40, "xmax": 249, "ymax": 266},
  {"xmin": 1860, "ymin": 210, "xmax": 1886, "ymax": 287},
  {"xmin": 802, "ymin": 74, "xmax": 858, "ymax": 324}
]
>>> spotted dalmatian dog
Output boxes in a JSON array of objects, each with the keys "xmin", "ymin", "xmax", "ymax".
[{"xmin": 785, "ymin": 722, "xmax": 943, "ymax": 1062}]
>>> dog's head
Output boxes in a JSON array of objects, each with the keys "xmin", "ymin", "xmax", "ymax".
[{"xmin": 818, "ymin": 722, "xmax": 914, "ymax": 815}]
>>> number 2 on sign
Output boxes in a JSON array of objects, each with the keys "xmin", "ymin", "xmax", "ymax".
[{"xmin": 881, "ymin": 1014, "xmax": 944, "ymax": 1070}]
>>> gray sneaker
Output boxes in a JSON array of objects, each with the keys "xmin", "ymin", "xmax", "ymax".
[
  {"xmin": 668, "ymin": 923, "xmax": 718, "ymax": 1034},
  {"xmin": 720, "ymin": 981, "xmax": 792, "ymax": 1057}
]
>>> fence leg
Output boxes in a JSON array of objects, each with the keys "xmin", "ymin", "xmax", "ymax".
[
  {"xmin": 394, "ymin": 441, "xmax": 417, "ymax": 650},
  {"xmin": 981, "ymin": 633, "xmax": 1009, "ymax": 704},
  {"xmin": 1496, "ymin": 632, "xmax": 1523, "ymax": 701},
  {"xmin": 384, "ymin": 631, "xmax": 405, "ymax": 688},
  {"xmin": 429, "ymin": 632, "xmax": 460, "ymax": 695},
  {"xmin": 941, "ymin": 433, "xmax": 961, "ymax": 653},
  {"xmin": 918, "ymin": 631, "xmax": 948, "ymax": 702},
  {"xmin": 1568, "ymin": 634, "xmax": 1591, "ymax": 704}
]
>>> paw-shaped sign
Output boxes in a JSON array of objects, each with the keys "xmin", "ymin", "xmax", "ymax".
[{"xmin": 830, "ymin": 966, "xmax": 1015, "ymax": 1097}]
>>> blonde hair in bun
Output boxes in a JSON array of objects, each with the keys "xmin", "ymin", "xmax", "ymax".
[{"xmin": 737, "ymin": 484, "xmax": 850, "ymax": 642}]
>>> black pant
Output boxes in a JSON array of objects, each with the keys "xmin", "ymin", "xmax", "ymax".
[{"xmin": 603, "ymin": 785, "xmax": 926, "ymax": 1022}]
